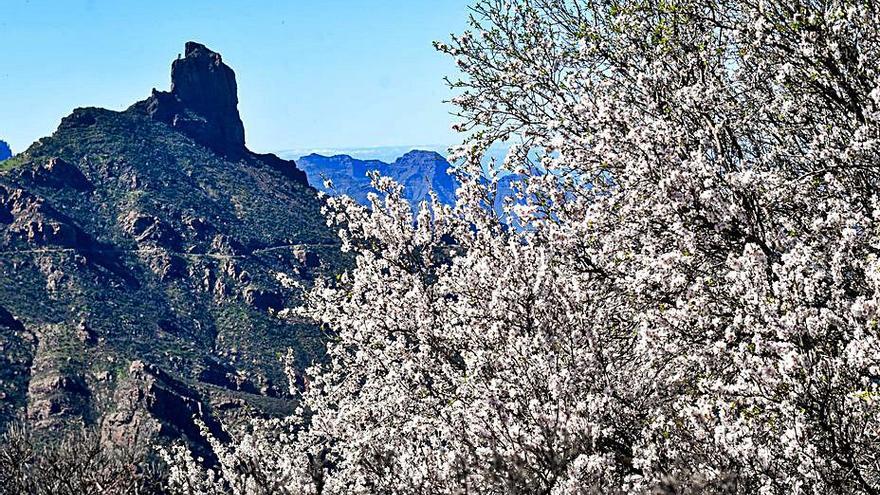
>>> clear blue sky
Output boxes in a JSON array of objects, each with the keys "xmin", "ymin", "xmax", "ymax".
[{"xmin": 0, "ymin": 0, "xmax": 472, "ymax": 154}]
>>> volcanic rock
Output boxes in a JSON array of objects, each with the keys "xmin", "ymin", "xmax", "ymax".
[
  {"xmin": 27, "ymin": 157, "xmax": 92, "ymax": 191},
  {"xmin": 138, "ymin": 42, "xmax": 245, "ymax": 157},
  {"xmin": 101, "ymin": 360, "xmax": 226, "ymax": 458}
]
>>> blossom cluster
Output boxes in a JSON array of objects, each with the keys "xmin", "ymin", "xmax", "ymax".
[{"xmin": 167, "ymin": 0, "xmax": 880, "ymax": 493}]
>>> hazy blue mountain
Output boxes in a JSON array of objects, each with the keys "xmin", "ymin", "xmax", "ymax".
[
  {"xmin": 298, "ymin": 150, "xmax": 459, "ymax": 207},
  {"xmin": 297, "ymin": 149, "xmax": 532, "ymax": 224},
  {"xmin": 280, "ymin": 143, "xmax": 511, "ymax": 170},
  {"xmin": 0, "ymin": 141, "xmax": 11, "ymax": 161},
  {"xmin": 281, "ymin": 145, "xmax": 448, "ymax": 164}
]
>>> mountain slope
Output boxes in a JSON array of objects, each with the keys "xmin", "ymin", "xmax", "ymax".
[
  {"xmin": 298, "ymin": 150, "xmax": 458, "ymax": 207},
  {"xmin": 0, "ymin": 43, "xmax": 341, "ymax": 451}
]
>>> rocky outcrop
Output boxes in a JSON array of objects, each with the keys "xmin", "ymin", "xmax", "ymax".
[
  {"xmin": 293, "ymin": 246, "xmax": 321, "ymax": 268},
  {"xmin": 0, "ymin": 185, "xmax": 45, "ymax": 224},
  {"xmin": 243, "ymin": 286, "xmax": 284, "ymax": 311},
  {"xmin": 183, "ymin": 215, "xmax": 214, "ymax": 239},
  {"xmin": 59, "ymin": 109, "xmax": 98, "ymax": 129},
  {"xmin": 210, "ymin": 233, "xmax": 244, "ymax": 256},
  {"xmin": 20, "ymin": 221, "xmax": 79, "ymax": 247},
  {"xmin": 147, "ymin": 250, "xmax": 185, "ymax": 281},
  {"xmin": 137, "ymin": 42, "xmax": 245, "ymax": 158},
  {"xmin": 130, "ymin": 42, "xmax": 309, "ymax": 184},
  {"xmin": 101, "ymin": 360, "xmax": 226, "ymax": 458},
  {"xmin": 197, "ymin": 357, "xmax": 259, "ymax": 395},
  {"xmin": 25, "ymin": 157, "xmax": 92, "ymax": 191},
  {"xmin": 171, "ymin": 42, "xmax": 245, "ymax": 153},
  {"xmin": 27, "ymin": 373, "xmax": 91, "ymax": 429},
  {"xmin": 26, "ymin": 324, "xmax": 93, "ymax": 431},
  {"xmin": 253, "ymin": 151, "xmax": 309, "ymax": 187},
  {"xmin": 0, "ymin": 306, "xmax": 24, "ymax": 332},
  {"xmin": 121, "ymin": 211, "xmax": 180, "ymax": 248},
  {"xmin": 119, "ymin": 212, "xmax": 187, "ymax": 280},
  {"xmin": 0, "ymin": 184, "xmax": 80, "ymax": 247},
  {"xmin": 75, "ymin": 320, "xmax": 97, "ymax": 345},
  {"xmin": 0, "ymin": 307, "xmax": 34, "ymax": 432}
]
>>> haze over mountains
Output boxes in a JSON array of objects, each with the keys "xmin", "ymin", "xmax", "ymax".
[
  {"xmin": 280, "ymin": 145, "xmax": 450, "ymax": 164},
  {"xmin": 280, "ymin": 144, "xmax": 511, "ymax": 172},
  {"xmin": 0, "ymin": 42, "xmax": 342, "ymax": 452}
]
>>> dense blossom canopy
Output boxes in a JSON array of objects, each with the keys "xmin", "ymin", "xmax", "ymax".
[{"xmin": 167, "ymin": 0, "xmax": 880, "ymax": 493}]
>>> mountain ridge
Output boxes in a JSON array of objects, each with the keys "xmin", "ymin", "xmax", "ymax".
[{"xmin": 298, "ymin": 149, "xmax": 458, "ymax": 207}]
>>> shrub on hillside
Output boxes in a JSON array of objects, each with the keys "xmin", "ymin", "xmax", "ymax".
[{"xmin": 0, "ymin": 423, "xmax": 166, "ymax": 495}]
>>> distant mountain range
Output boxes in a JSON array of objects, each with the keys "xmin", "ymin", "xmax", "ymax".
[
  {"xmin": 0, "ymin": 140, "xmax": 11, "ymax": 161},
  {"xmin": 279, "ymin": 144, "xmax": 511, "ymax": 170},
  {"xmin": 297, "ymin": 150, "xmax": 458, "ymax": 207},
  {"xmin": 288, "ymin": 144, "xmax": 535, "ymax": 220},
  {"xmin": 298, "ymin": 150, "xmax": 527, "ymax": 226},
  {"xmin": 281, "ymin": 145, "xmax": 449, "ymax": 164}
]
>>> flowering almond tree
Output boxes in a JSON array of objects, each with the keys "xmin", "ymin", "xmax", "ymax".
[{"xmin": 166, "ymin": 0, "xmax": 880, "ymax": 493}]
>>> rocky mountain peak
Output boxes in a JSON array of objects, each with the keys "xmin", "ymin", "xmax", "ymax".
[
  {"xmin": 0, "ymin": 42, "xmax": 330, "ymax": 443},
  {"xmin": 398, "ymin": 149, "xmax": 445, "ymax": 161},
  {"xmin": 170, "ymin": 42, "xmax": 243, "ymax": 140},
  {"xmin": 136, "ymin": 42, "xmax": 246, "ymax": 158}
]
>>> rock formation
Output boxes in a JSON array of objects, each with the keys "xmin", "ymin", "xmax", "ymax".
[
  {"xmin": 131, "ymin": 42, "xmax": 308, "ymax": 185},
  {"xmin": 101, "ymin": 360, "xmax": 227, "ymax": 459},
  {"xmin": 0, "ymin": 306, "xmax": 33, "ymax": 428},
  {"xmin": 137, "ymin": 42, "xmax": 245, "ymax": 158}
]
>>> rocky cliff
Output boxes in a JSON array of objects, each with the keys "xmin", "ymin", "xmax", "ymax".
[
  {"xmin": 133, "ymin": 42, "xmax": 246, "ymax": 159},
  {"xmin": 0, "ymin": 43, "xmax": 342, "ymax": 451}
]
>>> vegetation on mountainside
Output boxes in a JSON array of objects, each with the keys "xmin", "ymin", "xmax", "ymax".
[{"xmin": 0, "ymin": 423, "xmax": 167, "ymax": 495}]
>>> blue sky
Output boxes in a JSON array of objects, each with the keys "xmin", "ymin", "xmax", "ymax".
[{"xmin": 0, "ymin": 0, "xmax": 472, "ymax": 155}]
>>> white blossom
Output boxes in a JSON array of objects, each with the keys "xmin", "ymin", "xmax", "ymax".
[{"xmin": 167, "ymin": 1, "xmax": 880, "ymax": 493}]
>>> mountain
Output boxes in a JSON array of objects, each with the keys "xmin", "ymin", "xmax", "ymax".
[
  {"xmin": 297, "ymin": 150, "xmax": 458, "ymax": 207},
  {"xmin": 0, "ymin": 141, "xmax": 11, "ymax": 162},
  {"xmin": 0, "ymin": 42, "xmax": 342, "ymax": 453},
  {"xmin": 278, "ymin": 143, "xmax": 513, "ymax": 169},
  {"xmin": 280, "ymin": 145, "xmax": 449, "ymax": 164},
  {"xmin": 297, "ymin": 150, "xmax": 530, "ymax": 224}
]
